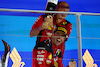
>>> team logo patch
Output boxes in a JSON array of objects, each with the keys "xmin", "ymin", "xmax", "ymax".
[
  {"xmin": 62, "ymin": 22, "xmax": 67, "ymax": 25},
  {"xmin": 48, "ymin": 54, "xmax": 52, "ymax": 60},
  {"xmin": 47, "ymin": 32, "xmax": 52, "ymax": 37}
]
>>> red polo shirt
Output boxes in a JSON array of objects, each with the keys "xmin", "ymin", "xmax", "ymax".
[{"xmin": 31, "ymin": 15, "xmax": 72, "ymax": 44}]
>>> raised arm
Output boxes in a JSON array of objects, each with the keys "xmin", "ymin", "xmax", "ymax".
[{"xmin": 30, "ymin": 15, "xmax": 53, "ymax": 37}]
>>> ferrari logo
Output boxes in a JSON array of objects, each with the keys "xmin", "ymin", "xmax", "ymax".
[
  {"xmin": 83, "ymin": 49, "xmax": 98, "ymax": 67},
  {"xmin": 10, "ymin": 47, "xmax": 25, "ymax": 67},
  {"xmin": 48, "ymin": 54, "xmax": 52, "ymax": 60}
]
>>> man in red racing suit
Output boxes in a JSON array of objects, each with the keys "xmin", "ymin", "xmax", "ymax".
[
  {"xmin": 51, "ymin": 26, "xmax": 68, "ymax": 67},
  {"xmin": 32, "ymin": 25, "xmax": 71, "ymax": 67}
]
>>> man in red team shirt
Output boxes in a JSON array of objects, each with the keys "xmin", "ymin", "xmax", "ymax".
[
  {"xmin": 51, "ymin": 26, "xmax": 76, "ymax": 67},
  {"xmin": 51, "ymin": 26, "xmax": 69, "ymax": 67},
  {"xmin": 30, "ymin": 1, "xmax": 72, "ymax": 41},
  {"xmin": 30, "ymin": 1, "xmax": 73, "ymax": 67}
]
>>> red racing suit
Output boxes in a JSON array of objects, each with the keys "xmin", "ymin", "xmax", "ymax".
[
  {"xmin": 32, "ymin": 39, "xmax": 53, "ymax": 67},
  {"xmin": 51, "ymin": 41, "xmax": 65, "ymax": 67},
  {"xmin": 31, "ymin": 15, "xmax": 72, "ymax": 67}
]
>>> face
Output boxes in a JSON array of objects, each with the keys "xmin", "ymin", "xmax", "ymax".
[
  {"xmin": 56, "ymin": 2, "xmax": 69, "ymax": 20},
  {"xmin": 52, "ymin": 31, "xmax": 65, "ymax": 46}
]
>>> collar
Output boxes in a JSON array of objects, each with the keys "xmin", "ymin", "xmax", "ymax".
[{"xmin": 53, "ymin": 16, "xmax": 66, "ymax": 26}]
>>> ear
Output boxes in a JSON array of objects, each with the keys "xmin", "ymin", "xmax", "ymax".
[{"xmin": 65, "ymin": 38, "xmax": 68, "ymax": 41}]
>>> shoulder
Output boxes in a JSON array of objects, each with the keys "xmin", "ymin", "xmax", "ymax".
[
  {"xmin": 35, "ymin": 15, "xmax": 44, "ymax": 23},
  {"xmin": 38, "ymin": 15, "xmax": 44, "ymax": 20},
  {"xmin": 60, "ymin": 19, "xmax": 72, "ymax": 26}
]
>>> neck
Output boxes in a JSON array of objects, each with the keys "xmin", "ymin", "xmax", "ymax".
[{"xmin": 56, "ymin": 18, "xmax": 63, "ymax": 24}]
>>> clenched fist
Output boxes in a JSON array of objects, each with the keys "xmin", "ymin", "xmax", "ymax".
[
  {"xmin": 69, "ymin": 61, "xmax": 77, "ymax": 67},
  {"xmin": 54, "ymin": 61, "xmax": 58, "ymax": 67},
  {"xmin": 42, "ymin": 15, "xmax": 53, "ymax": 30}
]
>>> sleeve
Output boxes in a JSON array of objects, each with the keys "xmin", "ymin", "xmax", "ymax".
[
  {"xmin": 31, "ymin": 15, "xmax": 44, "ymax": 30},
  {"xmin": 65, "ymin": 23, "xmax": 73, "ymax": 41}
]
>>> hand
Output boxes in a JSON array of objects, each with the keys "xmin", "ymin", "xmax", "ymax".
[
  {"xmin": 42, "ymin": 22, "xmax": 49, "ymax": 29},
  {"xmin": 42, "ymin": 15, "xmax": 53, "ymax": 30},
  {"xmin": 54, "ymin": 61, "xmax": 58, "ymax": 67},
  {"xmin": 69, "ymin": 61, "xmax": 77, "ymax": 67}
]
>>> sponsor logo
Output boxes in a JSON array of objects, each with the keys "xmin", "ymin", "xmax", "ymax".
[
  {"xmin": 47, "ymin": 32, "xmax": 52, "ymax": 37},
  {"xmin": 83, "ymin": 49, "xmax": 98, "ymax": 67},
  {"xmin": 37, "ymin": 50, "xmax": 45, "ymax": 54},
  {"xmin": 10, "ymin": 47, "xmax": 25, "ymax": 67},
  {"xmin": 46, "ymin": 60, "xmax": 51, "ymax": 64},
  {"xmin": 62, "ymin": 22, "xmax": 67, "ymax": 25},
  {"xmin": 57, "ymin": 27, "xmax": 67, "ymax": 34},
  {"xmin": 37, "ymin": 50, "xmax": 45, "ymax": 64},
  {"xmin": 37, "ymin": 57, "xmax": 44, "ymax": 61},
  {"xmin": 37, "ymin": 55, "xmax": 44, "ymax": 64}
]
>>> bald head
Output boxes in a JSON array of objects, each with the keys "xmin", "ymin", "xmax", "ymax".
[{"xmin": 56, "ymin": 1, "xmax": 70, "ymax": 11}]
